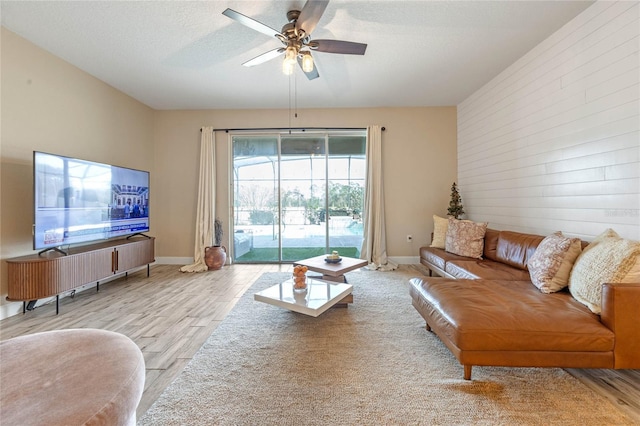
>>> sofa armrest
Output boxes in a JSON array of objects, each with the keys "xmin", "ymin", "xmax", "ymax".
[{"xmin": 600, "ymin": 282, "xmax": 640, "ymax": 369}]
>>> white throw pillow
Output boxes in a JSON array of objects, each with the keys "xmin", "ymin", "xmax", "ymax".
[
  {"xmin": 527, "ymin": 232, "xmax": 582, "ymax": 293},
  {"xmin": 569, "ymin": 229, "xmax": 640, "ymax": 314}
]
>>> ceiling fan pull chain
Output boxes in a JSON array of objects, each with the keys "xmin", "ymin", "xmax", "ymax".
[
  {"xmin": 288, "ymin": 73, "xmax": 292, "ymax": 132},
  {"xmin": 295, "ymin": 71, "xmax": 298, "ymax": 119}
]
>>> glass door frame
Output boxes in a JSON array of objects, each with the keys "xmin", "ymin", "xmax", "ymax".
[{"xmin": 230, "ymin": 130, "xmax": 366, "ymax": 263}]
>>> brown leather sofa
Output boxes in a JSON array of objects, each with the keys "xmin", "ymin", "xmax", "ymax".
[{"xmin": 410, "ymin": 229, "xmax": 640, "ymax": 380}]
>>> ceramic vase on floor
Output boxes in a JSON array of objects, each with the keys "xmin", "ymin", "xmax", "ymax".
[{"xmin": 205, "ymin": 246, "xmax": 227, "ymax": 270}]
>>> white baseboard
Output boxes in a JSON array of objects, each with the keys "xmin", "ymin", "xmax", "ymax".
[
  {"xmin": 389, "ymin": 256, "xmax": 420, "ymax": 265},
  {"xmin": 0, "ymin": 283, "xmax": 99, "ymax": 321},
  {"xmin": 0, "ymin": 303, "xmax": 25, "ymax": 320},
  {"xmin": 155, "ymin": 257, "xmax": 194, "ymax": 265}
]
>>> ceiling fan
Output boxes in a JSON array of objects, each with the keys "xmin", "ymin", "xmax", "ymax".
[{"xmin": 222, "ymin": 0, "xmax": 367, "ymax": 80}]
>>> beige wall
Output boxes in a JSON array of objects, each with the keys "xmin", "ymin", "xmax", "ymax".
[
  {"xmin": 457, "ymin": 1, "xmax": 639, "ymax": 241},
  {"xmin": 1, "ymin": 28, "xmax": 155, "ymax": 318},
  {"xmin": 1, "ymin": 27, "xmax": 458, "ymax": 319},
  {"xmin": 153, "ymin": 107, "xmax": 458, "ymax": 263}
]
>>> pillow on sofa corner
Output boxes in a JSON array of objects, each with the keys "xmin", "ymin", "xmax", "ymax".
[
  {"xmin": 444, "ymin": 218, "xmax": 488, "ymax": 259},
  {"xmin": 569, "ymin": 229, "xmax": 640, "ymax": 314},
  {"xmin": 430, "ymin": 215, "xmax": 449, "ymax": 249},
  {"xmin": 581, "ymin": 227, "xmax": 619, "ymax": 254},
  {"xmin": 527, "ymin": 232, "xmax": 582, "ymax": 293}
]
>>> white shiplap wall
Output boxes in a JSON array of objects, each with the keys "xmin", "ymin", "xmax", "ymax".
[{"xmin": 457, "ymin": 0, "xmax": 640, "ymax": 241}]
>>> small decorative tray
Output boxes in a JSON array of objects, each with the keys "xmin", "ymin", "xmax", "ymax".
[{"xmin": 324, "ymin": 257, "xmax": 342, "ymax": 264}]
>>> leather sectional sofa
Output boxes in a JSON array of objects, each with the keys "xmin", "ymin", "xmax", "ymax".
[{"xmin": 410, "ymin": 228, "xmax": 640, "ymax": 380}]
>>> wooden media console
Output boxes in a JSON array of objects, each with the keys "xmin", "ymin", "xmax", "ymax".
[{"xmin": 6, "ymin": 236, "xmax": 155, "ymax": 314}]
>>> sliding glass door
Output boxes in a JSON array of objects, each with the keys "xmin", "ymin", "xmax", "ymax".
[
  {"xmin": 279, "ymin": 136, "xmax": 327, "ymax": 261},
  {"xmin": 232, "ymin": 131, "xmax": 366, "ymax": 263},
  {"xmin": 232, "ymin": 136, "xmax": 279, "ymax": 262}
]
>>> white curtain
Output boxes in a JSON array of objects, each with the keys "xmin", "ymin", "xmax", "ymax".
[
  {"xmin": 180, "ymin": 127, "xmax": 216, "ymax": 273},
  {"xmin": 361, "ymin": 125, "xmax": 397, "ymax": 271}
]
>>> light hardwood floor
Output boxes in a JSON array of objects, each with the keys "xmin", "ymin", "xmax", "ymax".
[{"xmin": 0, "ymin": 263, "xmax": 638, "ymax": 422}]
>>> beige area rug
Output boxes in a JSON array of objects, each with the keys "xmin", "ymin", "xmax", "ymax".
[{"xmin": 139, "ymin": 268, "xmax": 633, "ymax": 425}]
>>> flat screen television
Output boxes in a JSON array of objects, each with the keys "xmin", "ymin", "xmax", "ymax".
[{"xmin": 33, "ymin": 151, "xmax": 150, "ymax": 252}]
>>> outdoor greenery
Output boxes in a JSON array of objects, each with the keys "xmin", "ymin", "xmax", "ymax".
[
  {"xmin": 235, "ymin": 247, "xmax": 359, "ymax": 262},
  {"xmin": 241, "ymin": 182, "xmax": 364, "ymax": 226},
  {"xmin": 248, "ymin": 210, "xmax": 275, "ymax": 225}
]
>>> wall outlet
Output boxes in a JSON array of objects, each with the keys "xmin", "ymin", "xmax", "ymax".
[{"xmin": 407, "ymin": 234, "xmax": 413, "ymax": 242}]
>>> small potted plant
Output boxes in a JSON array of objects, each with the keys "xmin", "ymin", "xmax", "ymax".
[{"xmin": 205, "ymin": 218, "xmax": 227, "ymax": 270}]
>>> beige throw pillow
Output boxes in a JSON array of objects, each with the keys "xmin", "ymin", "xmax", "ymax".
[
  {"xmin": 569, "ymin": 229, "xmax": 640, "ymax": 314},
  {"xmin": 445, "ymin": 218, "xmax": 488, "ymax": 259},
  {"xmin": 582, "ymin": 227, "xmax": 619, "ymax": 254},
  {"xmin": 527, "ymin": 232, "xmax": 582, "ymax": 293},
  {"xmin": 430, "ymin": 215, "xmax": 449, "ymax": 249},
  {"xmin": 623, "ymin": 255, "xmax": 640, "ymax": 283}
]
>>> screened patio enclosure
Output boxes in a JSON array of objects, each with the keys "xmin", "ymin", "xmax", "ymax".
[{"xmin": 231, "ymin": 132, "xmax": 366, "ymax": 263}]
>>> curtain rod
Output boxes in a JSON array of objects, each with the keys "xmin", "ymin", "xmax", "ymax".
[{"xmin": 200, "ymin": 127, "xmax": 385, "ymax": 133}]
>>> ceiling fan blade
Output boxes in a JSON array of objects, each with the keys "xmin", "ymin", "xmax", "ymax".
[
  {"xmin": 222, "ymin": 8, "xmax": 282, "ymax": 39},
  {"xmin": 295, "ymin": 0, "xmax": 329, "ymax": 37},
  {"xmin": 310, "ymin": 39, "xmax": 367, "ymax": 55},
  {"xmin": 242, "ymin": 48, "xmax": 285, "ymax": 67},
  {"xmin": 297, "ymin": 56, "xmax": 320, "ymax": 80}
]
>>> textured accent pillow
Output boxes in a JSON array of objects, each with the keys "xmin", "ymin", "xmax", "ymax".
[
  {"xmin": 445, "ymin": 218, "xmax": 488, "ymax": 259},
  {"xmin": 430, "ymin": 215, "xmax": 449, "ymax": 249},
  {"xmin": 623, "ymin": 255, "xmax": 640, "ymax": 283},
  {"xmin": 569, "ymin": 230, "xmax": 640, "ymax": 314},
  {"xmin": 527, "ymin": 232, "xmax": 582, "ymax": 293},
  {"xmin": 582, "ymin": 228, "xmax": 619, "ymax": 254}
]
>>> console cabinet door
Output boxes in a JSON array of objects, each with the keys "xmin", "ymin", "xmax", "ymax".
[
  {"xmin": 90, "ymin": 247, "xmax": 119, "ymax": 278},
  {"xmin": 114, "ymin": 238, "xmax": 155, "ymax": 272}
]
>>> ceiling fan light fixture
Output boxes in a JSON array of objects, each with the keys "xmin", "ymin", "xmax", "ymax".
[
  {"xmin": 283, "ymin": 46, "xmax": 298, "ymax": 75},
  {"xmin": 283, "ymin": 59, "xmax": 295, "ymax": 75},
  {"xmin": 284, "ymin": 46, "xmax": 297, "ymax": 62},
  {"xmin": 302, "ymin": 52, "xmax": 314, "ymax": 73},
  {"xmin": 223, "ymin": 2, "xmax": 367, "ymax": 81}
]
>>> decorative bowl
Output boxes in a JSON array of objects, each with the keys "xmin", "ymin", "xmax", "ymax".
[{"xmin": 324, "ymin": 257, "xmax": 342, "ymax": 264}]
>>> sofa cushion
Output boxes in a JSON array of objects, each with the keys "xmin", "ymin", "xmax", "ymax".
[
  {"xmin": 419, "ymin": 246, "xmax": 467, "ymax": 271},
  {"xmin": 569, "ymin": 229, "xmax": 640, "ymax": 314},
  {"xmin": 445, "ymin": 218, "xmax": 488, "ymax": 259},
  {"xmin": 495, "ymin": 231, "xmax": 544, "ymax": 271},
  {"xmin": 412, "ymin": 278, "xmax": 614, "ymax": 352},
  {"xmin": 527, "ymin": 232, "xmax": 582, "ymax": 293},
  {"xmin": 483, "ymin": 229, "xmax": 500, "ymax": 261},
  {"xmin": 446, "ymin": 259, "xmax": 533, "ymax": 281},
  {"xmin": 430, "ymin": 215, "xmax": 449, "ymax": 249}
]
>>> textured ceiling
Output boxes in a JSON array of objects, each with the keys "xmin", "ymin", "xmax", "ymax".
[{"xmin": 1, "ymin": 1, "xmax": 594, "ymax": 110}]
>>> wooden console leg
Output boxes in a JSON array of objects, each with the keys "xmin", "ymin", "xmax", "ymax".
[
  {"xmin": 428, "ymin": 269, "xmax": 433, "ymax": 277},
  {"xmin": 463, "ymin": 365, "xmax": 472, "ymax": 380},
  {"xmin": 425, "ymin": 323, "xmax": 432, "ymax": 332}
]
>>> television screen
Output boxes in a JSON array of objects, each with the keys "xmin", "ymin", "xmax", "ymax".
[{"xmin": 33, "ymin": 151, "xmax": 150, "ymax": 250}]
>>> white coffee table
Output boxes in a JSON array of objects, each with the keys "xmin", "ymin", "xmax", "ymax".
[
  {"xmin": 293, "ymin": 255, "xmax": 368, "ymax": 283},
  {"xmin": 254, "ymin": 277, "xmax": 353, "ymax": 317}
]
